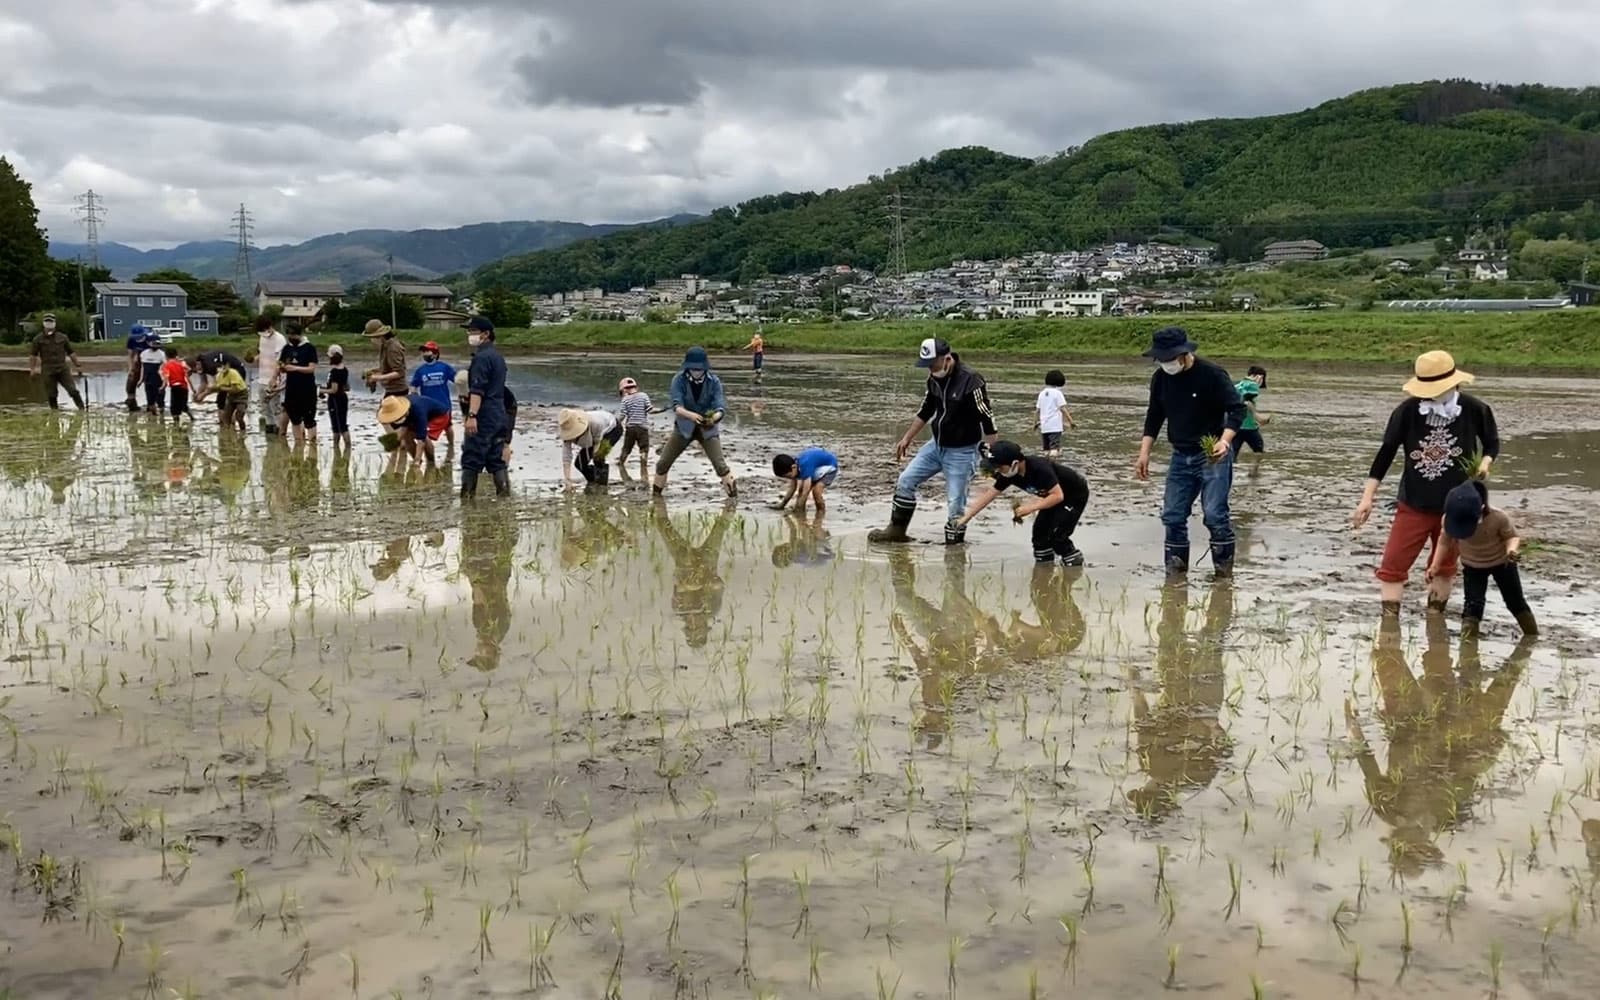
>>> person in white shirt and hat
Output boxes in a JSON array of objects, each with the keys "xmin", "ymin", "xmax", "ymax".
[{"xmin": 558, "ymin": 407, "xmax": 623, "ymax": 488}]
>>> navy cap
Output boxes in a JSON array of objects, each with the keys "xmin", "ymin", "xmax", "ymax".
[
  {"xmin": 464, "ymin": 315, "xmax": 495, "ymax": 333},
  {"xmin": 1442, "ymin": 481, "xmax": 1487, "ymax": 540},
  {"xmin": 1142, "ymin": 326, "xmax": 1198, "ymax": 362},
  {"xmin": 988, "ymin": 440, "xmax": 1025, "ymax": 467},
  {"xmin": 916, "ymin": 337, "xmax": 951, "ymax": 368},
  {"xmin": 683, "ymin": 345, "xmax": 708, "ymax": 369}
]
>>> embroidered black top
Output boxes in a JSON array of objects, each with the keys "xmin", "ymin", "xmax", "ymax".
[{"xmin": 1367, "ymin": 393, "xmax": 1500, "ymax": 513}]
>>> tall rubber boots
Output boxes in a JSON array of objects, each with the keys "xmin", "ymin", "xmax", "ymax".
[
  {"xmin": 460, "ymin": 469, "xmax": 480, "ymax": 499},
  {"xmin": 493, "ymin": 470, "xmax": 511, "ymax": 497},
  {"xmin": 943, "ymin": 519, "xmax": 966, "ymax": 545},
  {"xmin": 868, "ymin": 496, "xmax": 915, "ymax": 544}
]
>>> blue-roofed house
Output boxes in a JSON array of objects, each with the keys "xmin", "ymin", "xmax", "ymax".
[{"xmin": 91, "ymin": 282, "xmax": 222, "ymax": 339}]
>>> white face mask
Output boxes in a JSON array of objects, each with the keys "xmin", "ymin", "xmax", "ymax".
[
  {"xmin": 43, "ymin": 321, "xmax": 56, "ymax": 332},
  {"xmin": 467, "ymin": 334, "xmax": 482, "ymax": 348},
  {"xmin": 1159, "ymin": 360, "xmax": 1184, "ymax": 375}
]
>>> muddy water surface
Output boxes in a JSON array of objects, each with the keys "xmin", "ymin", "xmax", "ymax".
[{"xmin": 0, "ymin": 353, "xmax": 1598, "ymax": 999}]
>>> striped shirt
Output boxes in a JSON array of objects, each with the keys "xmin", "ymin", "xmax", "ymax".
[{"xmin": 619, "ymin": 392, "xmax": 652, "ymax": 426}]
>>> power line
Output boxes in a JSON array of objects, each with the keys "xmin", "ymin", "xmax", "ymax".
[
  {"xmin": 74, "ymin": 190, "xmax": 105, "ymax": 268},
  {"xmin": 885, "ymin": 189, "xmax": 907, "ymax": 279},
  {"xmin": 230, "ymin": 203, "xmax": 256, "ymax": 296}
]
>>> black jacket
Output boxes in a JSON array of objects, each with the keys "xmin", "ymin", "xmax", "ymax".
[
  {"xmin": 916, "ymin": 356, "xmax": 996, "ymax": 448},
  {"xmin": 1142, "ymin": 357, "xmax": 1246, "ymax": 452}
]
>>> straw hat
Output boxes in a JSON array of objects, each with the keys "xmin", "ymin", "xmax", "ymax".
[
  {"xmin": 377, "ymin": 395, "xmax": 411, "ymax": 425},
  {"xmin": 327, "ymin": 343, "xmax": 344, "ymax": 358},
  {"xmin": 363, "ymin": 318, "xmax": 392, "ymax": 337},
  {"xmin": 556, "ymin": 408, "xmax": 588, "ymax": 441},
  {"xmin": 1402, "ymin": 350, "xmax": 1474, "ymax": 399}
]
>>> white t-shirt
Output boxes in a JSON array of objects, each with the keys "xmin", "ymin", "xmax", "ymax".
[
  {"xmin": 1036, "ymin": 386, "xmax": 1067, "ymax": 434},
  {"xmin": 257, "ymin": 331, "xmax": 287, "ymax": 382},
  {"xmin": 140, "ymin": 347, "xmax": 165, "ymax": 366}
]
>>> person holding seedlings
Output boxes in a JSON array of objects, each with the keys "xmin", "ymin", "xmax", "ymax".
[
  {"xmin": 770, "ymin": 447, "xmax": 839, "ymax": 516},
  {"xmin": 189, "ymin": 348, "xmax": 247, "ymax": 417},
  {"xmin": 654, "ymin": 346, "xmax": 736, "ymax": 497},
  {"xmin": 460, "ymin": 316, "xmax": 510, "ymax": 498},
  {"xmin": 956, "ymin": 440, "xmax": 1090, "ymax": 566},
  {"xmin": 377, "ymin": 391, "xmax": 450, "ymax": 471},
  {"xmin": 1428, "ymin": 481, "xmax": 1536, "ymax": 637},
  {"xmin": 254, "ymin": 315, "xmax": 288, "ymax": 432},
  {"xmin": 199, "ymin": 363, "xmax": 250, "ymax": 431},
  {"xmin": 363, "ymin": 317, "xmax": 408, "ymax": 397},
  {"xmin": 410, "ymin": 340, "xmax": 457, "ymax": 454},
  {"xmin": 869, "ymin": 338, "xmax": 998, "ymax": 545},
  {"xmin": 1345, "ymin": 613, "xmax": 1532, "ymax": 877},
  {"xmin": 1232, "ymin": 366, "xmax": 1270, "ymax": 455},
  {"xmin": 322, "ymin": 344, "xmax": 351, "ymax": 449},
  {"xmin": 615, "ymin": 377, "xmax": 657, "ymax": 479},
  {"xmin": 278, "ymin": 323, "xmax": 319, "ymax": 446},
  {"xmin": 161, "ymin": 346, "xmax": 191, "ymax": 422},
  {"xmin": 1352, "ymin": 350, "xmax": 1499, "ymax": 618},
  {"xmin": 139, "ymin": 334, "xmax": 167, "ymax": 414},
  {"xmin": 557, "ymin": 407, "xmax": 623, "ymax": 488},
  {"xmin": 744, "ymin": 329, "xmax": 766, "ymax": 383},
  {"xmin": 28, "ymin": 313, "xmax": 85, "ymax": 410},
  {"xmin": 1033, "ymin": 369, "xmax": 1073, "ymax": 457},
  {"xmin": 1134, "ymin": 327, "xmax": 1247, "ymax": 577}
]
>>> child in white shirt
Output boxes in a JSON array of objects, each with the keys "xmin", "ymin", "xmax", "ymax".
[{"xmin": 1033, "ymin": 369, "xmax": 1074, "ymax": 456}]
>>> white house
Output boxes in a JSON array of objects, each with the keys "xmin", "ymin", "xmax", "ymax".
[
  {"xmin": 1474, "ymin": 262, "xmax": 1509, "ymax": 282},
  {"xmin": 1007, "ymin": 290, "xmax": 1104, "ymax": 317},
  {"xmin": 255, "ymin": 281, "xmax": 345, "ymax": 324}
]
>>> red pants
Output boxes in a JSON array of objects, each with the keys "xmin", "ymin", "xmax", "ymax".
[
  {"xmin": 1377, "ymin": 502, "xmax": 1456, "ymax": 583},
  {"xmin": 426, "ymin": 413, "xmax": 451, "ymax": 441}
]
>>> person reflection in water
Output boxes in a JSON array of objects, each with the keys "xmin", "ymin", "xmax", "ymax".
[
  {"xmin": 984, "ymin": 564, "xmax": 1088, "ymax": 663},
  {"xmin": 1345, "ymin": 614, "xmax": 1532, "ymax": 877},
  {"xmin": 653, "ymin": 496, "xmax": 736, "ymax": 649},
  {"xmin": 770, "ymin": 511, "xmax": 835, "ymax": 569},
  {"xmin": 1, "ymin": 411, "xmax": 85, "ymax": 505},
  {"xmin": 461, "ymin": 508, "xmax": 517, "ymax": 671},
  {"xmin": 1128, "ymin": 579, "xmax": 1235, "ymax": 820}
]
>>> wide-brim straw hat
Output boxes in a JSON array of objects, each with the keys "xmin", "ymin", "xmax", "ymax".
[
  {"xmin": 377, "ymin": 395, "xmax": 411, "ymax": 425},
  {"xmin": 556, "ymin": 407, "xmax": 588, "ymax": 441},
  {"xmin": 1402, "ymin": 350, "xmax": 1474, "ymax": 399},
  {"xmin": 363, "ymin": 319, "xmax": 392, "ymax": 337}
]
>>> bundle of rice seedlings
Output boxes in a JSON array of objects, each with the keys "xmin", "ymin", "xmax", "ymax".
[
  {"xmin": 1200, "ymin": 434, "xmax": 1223, "ymax": 463},
  {"xmin": 1458, "ymin": 446, "xmax": 1488, "ymax": 481},
  {"xmin": 379, "ymin": 432, "xmax": 401, "ymax": 453}
]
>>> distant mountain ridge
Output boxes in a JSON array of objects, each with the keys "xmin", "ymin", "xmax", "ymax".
[
  {"xmin": 470, "ymin": 80, "xmax": 1600, "ymax": 294},
  {"xmin": 49, "ymin": 216, "xmax": 701, "ymax": 285}
]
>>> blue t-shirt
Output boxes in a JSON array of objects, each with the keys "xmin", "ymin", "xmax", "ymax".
[
  {"xmin": 410, "ymin": 360, "xmax": 456, "ymax": 409},
  {"xmin": 126, "ymin": 331, "xmax": 150, "ymax": 353},
  {"xmin": 794, "ymin": 447, "xmax": 839, "ymax": 483},
  {"xmin": 407, "ymin": 393, "xmax": 450, "ymax": 438}
]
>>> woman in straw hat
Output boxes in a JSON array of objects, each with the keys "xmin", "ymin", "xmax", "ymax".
[
  {"xmin": 377, "ymin": 389, "xmax": 451, "ymax": 473},
  {"xmin": 557, "ymin": 407, "xmax": 623, "ymax": 488},
  {"xmin": 1352, "ymin": 350, "xmax": 1500, "ymax": 618}
]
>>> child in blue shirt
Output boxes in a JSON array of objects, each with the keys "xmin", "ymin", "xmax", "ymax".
[
  {"xmin": 771, "ymin": 447, "xmax": 840, "ymax": 515},
  {"xmin": 410, "ymin": 341, "xmax": 457, "ymax": 452}
]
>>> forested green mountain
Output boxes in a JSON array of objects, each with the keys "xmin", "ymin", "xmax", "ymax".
[{"xmin": 474, "ymin": 81, "xmax": 1600, "ymax": 294}]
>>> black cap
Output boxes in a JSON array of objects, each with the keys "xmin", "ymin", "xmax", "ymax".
[
  {"xmin": 1442, "ymin": 481, "xmax": 1487, "ymax": 540},
  {"xmin": 916, "ymin": 337, "xmax": 952, "ymax": 368},
  {"xmin": 464, "ymin": 315, "xmax": 495, "ymax": 333},
  {"xmin": 1142, "ymin": 326, "xmax": 1197, "ymax": 362},
  {"xmin": 988, "ymin": 440, "xmax": 1025, "ymax": 466}
]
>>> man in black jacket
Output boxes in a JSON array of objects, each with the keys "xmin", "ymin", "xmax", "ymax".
[
  {"xmin": 1134, "ymin": 327, "xmax": 1247, "ymax": 576},
  {"xmin": 869, "ymin": 338, "xmax": 998, "ymax": 545}
]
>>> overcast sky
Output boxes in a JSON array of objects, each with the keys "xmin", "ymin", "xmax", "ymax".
[{"xmin": 3, "ymin": 0, "xmax": 1597, "ymax": 248}]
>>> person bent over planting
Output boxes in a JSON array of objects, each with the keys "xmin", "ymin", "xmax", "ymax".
[
  {"xmin": 955, "ymin": 440, "xmax": 1089, "ymax": 566},
  {"xmin": 558, "ymin": 407, "xmax": 623, "ymax": 488},
  {"xmin": 1134, "ymin": 327, "xmax": 1246, "ymax": 577},
  {"xmin": 771, "ymin": 447, "xmax": 839, "ymax": 516},
  {"xmin": 654, "ymin": 346, "xmax": 736, "ymax": 497},
  {"xmin": 1430, "ymin": 481, "xmax": 1536, "ymax": 637},
  {"xmin": 378, "ymin": 391, "xmax": 449, "ymax": 472},
  {"xmin": 869, "ymin": 338, "xmax": 997, "ymax": 545},
  {"xmin": 1352, "ymin": 351, "xmax": 1499, "ymax": 618}
]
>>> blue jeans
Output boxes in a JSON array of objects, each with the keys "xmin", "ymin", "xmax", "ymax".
[
  {"xmin": 1160, "ymin": 450, "xmax": 1235, "ymax": 566},
  {"xmin": 895, "ymin": 441, "xmax": 978, "ymax": 521}
]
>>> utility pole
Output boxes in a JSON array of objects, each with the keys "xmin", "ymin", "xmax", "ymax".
[
  {"xmin": 74, "ymin": 189, "xmax": 105, "ymax": 268},
  {"xmin": 230, "ymin": 204, "xmax": 256, "ymax": 298},
  {"xmin": 76, "ymin": 255, "xmax": 88, "ymax": 338},
  {"xmin": 387, "ymin": 253, "xmax": 397, "ymax": 329}
]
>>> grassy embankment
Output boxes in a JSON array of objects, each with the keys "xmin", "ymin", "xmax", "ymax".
[{"xmin": 11, "ymin": 311, "xmax": 1600, "ymax": 368}]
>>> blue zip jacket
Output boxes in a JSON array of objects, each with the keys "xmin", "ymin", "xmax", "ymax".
[{"xmin": 669, "ymin": 368, "xmax": 727, "ymax": 438}]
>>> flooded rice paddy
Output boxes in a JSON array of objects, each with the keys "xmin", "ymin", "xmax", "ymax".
[{"xmin": 0, "ymin": 353, "xmax": 1598, "ymax": 998}]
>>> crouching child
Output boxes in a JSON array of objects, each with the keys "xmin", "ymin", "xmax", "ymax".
[
  {"xmin": 956, "ymin": 440, "xmax": 1090, "ymax": 566},
  {"xmin": 771, "ymin": 448, "xmax": 839, "ymax": 515},
  {"xmin": 1429, "ymin": 480, "xmax": 1537, "ymax": 637}
]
